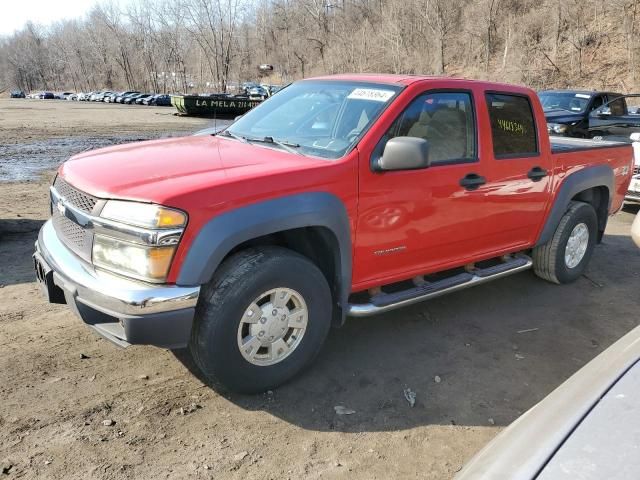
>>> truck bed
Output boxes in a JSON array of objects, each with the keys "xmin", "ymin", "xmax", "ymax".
[{"xmin": 550, "ymin": 136, "xmax": 629, "ymax": 153}]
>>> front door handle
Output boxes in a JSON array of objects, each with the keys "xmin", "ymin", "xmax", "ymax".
[
  {"xmin": 459, "ymin": 173, "xmax": 486, "ymax": 191},
  {"xmin": 527, "ymin": 166, "xmax": 548, "ymax": 182}
]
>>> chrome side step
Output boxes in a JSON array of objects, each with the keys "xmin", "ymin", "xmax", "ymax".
[{"xmin": 347, "ymin": 254, "xmax": 533, "ymax": 317}]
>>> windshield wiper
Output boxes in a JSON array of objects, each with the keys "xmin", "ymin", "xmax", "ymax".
[
  {"xmin": 244, "ymin": 136, "xmax": 302, "ymax": 155},
  {"xmin": 218, "ymin": 130, "xmax": 247, "ymax": 142}
]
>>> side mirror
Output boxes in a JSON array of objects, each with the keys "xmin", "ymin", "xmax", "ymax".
[
  {"xmin": 594, "ymin": 106, "xmax": 611, "ymax": 117},
  {"xmin": 377, "ymin": 137, "xmax": 430, "ymax": 171},
  {"xmin": 630, "ymin": 132, "xmax": 640, "ymax": 142}
]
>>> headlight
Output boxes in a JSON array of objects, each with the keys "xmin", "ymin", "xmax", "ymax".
[
  {"xmin": 93, "ymin": 234, "xmax": 176, "ymax": 282},
  {"xmin": 100, "ymin": 200, "xmax": 186, "ymax": 228},
  {"xmin": 547, "ymin": 123, "xmax": 568, "ymax": 134},
  {"xmin": 93, "ymin": 201, "xmax": 187, "ymax": 282}
]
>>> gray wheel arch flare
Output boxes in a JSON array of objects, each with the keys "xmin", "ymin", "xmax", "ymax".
[
  {"xmin": 177, "ymin": 192, "xmax": 352, "ymax": 322},
  {"xmin": 536, "ymin": 165, "xmax": 614, "ymax": 246}
]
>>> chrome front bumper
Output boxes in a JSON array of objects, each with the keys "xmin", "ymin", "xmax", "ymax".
[{"xmin": 35, "ymin": 219, "xmax": 200, "ymax": 348}]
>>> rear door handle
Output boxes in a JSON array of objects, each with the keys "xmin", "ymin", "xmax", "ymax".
[
  {"xmin": 527, "ymin": 166, "xmax": 548, "ymax": 182},
  {"xmin": 459, "ymin": 173, "xmax": 486, "ymax": 191}
]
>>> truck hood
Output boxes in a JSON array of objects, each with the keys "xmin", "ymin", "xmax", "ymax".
[{"xmin": 59, "ymin": 135, "xmax": 327, "ymax": 203}]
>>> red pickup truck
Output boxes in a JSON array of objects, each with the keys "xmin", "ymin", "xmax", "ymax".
[{"xmin": 34, "ymin": 75, "xmax": 634, "ymax": 393}]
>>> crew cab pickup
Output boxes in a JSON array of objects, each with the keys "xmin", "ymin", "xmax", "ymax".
[
  {"xmin": 34, "ymin": 75, "xmax": 634, "ymax": 393},
  {"xmin": 542, "ymin": 90, "xmax": 640, "ymax": 141}
]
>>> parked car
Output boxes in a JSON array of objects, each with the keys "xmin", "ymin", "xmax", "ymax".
[
  {"xmin": 456, "ymin": 323, "xmax": 640, "ymax": 479},
  {"xmin": 123, "ymin": 93, "xmax": 144, "ymax": 104},
  {"xmin": 90, "ymin": 91, "xmax": 110, "ymax": 102},
  {"xmin": 144, "ymin": 94, "xmax": 171, "ymax": 106},
  {"xmin": 66, "ymin": 93, "xmax": 78, "ymax": 101},
  {"xmin": 153, "ymin": 94, "xmax": 171, "ymax": 106},
  {"xmin": 625, "ymin": 133, "xmax": 640, "ymax": 204},
  {"xmin": 142, "ymin": 94, "xmax": 157, "ymax": 105},
  {"xmin": 10, "ymin": 90, "xmax": 25, "ymax": 98},
  {"xmin": 104, "ymin": 92, "xmax": 121, "ymax": 103},
  {"xmin": 540, "ymin": 89, "xmax": 623, "ymax": 138},
  {"xmin": 134, "ymin": 93, "xmax": 153, "ymax": 105},
  {"xmin": 626, "ymin": 173, "xmax": 640, "ymax": 203},
  {"xmin": 34, "ymin": 75, "xmax": 634, "ymax": 393},
  {"xmin": 115, "ymin": 91, "xmax": 139, "ymax": 103},
  {"xmin": 248, "ymin": 85, "xmax": 269, "ymax": 100},
  {"xmin": 632, "ymin": 210, "xmax": 640, "ymax": 247},
  {"xmin": 39, "ymin": 92, "xmax": 54, "ymax": 99}
]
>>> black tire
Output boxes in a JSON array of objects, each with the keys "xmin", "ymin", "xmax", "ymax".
[
  {"xmin": 189, "ymin": 246, "xmax": 332, "ymax": 394},
  {"xmin": 532, "ymin": 201, "xmax": 598, "ymax": 284}
]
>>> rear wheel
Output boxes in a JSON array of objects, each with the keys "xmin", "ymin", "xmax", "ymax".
[
  {"xmin": 533, "ymin": 201, "xmax": 598, "ymax": 284},
  {"xmin": 189, "ymin": 247, "xmax": 332, "ymax": 393}
]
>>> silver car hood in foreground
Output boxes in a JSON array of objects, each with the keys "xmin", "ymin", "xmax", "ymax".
[
  {"xmin": 456, "ymin": 325, "xmax": 640, "ymax": 480},
  {"xmin": 537, "ymin": 361, "xmax": 640, "ymax": 480}
]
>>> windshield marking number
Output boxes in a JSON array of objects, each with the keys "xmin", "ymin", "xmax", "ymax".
[{"xmin": 347, "ymin": 88, "xmax": 395, "ymax": 102}]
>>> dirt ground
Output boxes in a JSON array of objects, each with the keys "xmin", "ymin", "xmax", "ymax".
[{"xmin": 1, "ymin": 98, "xmax": 639, "ymax": 480}]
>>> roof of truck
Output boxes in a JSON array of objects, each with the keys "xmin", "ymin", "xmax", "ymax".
[
  {"xmin": 307, "ymin": 73, "xmax": 431, "ymax": 85},
  {"xmin": 305, "ymin": 73, "xmax": 534, "ymax": 92}
]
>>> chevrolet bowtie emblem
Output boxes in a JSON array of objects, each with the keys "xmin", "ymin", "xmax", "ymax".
[{"xmin": 56, "ymin": 198, "xmax": 66, "ymax": 216}]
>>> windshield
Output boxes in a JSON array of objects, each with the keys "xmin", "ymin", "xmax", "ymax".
[
  {"xmin": 225, "ymin": 80, "xmax": 402, "ymax": 159},
  {"xmin": 539, "ymin": 92, "xmax": 592, "ymax": 113}
]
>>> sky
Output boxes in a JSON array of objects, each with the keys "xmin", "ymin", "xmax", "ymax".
[{"xmin": 0, "ymin": 0, "xmax": 126, "ymax": 36}]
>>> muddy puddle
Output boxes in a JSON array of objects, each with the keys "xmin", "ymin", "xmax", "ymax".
[{"xmin": 0, "ymin": 133, "xmax": 190, "ymax": 182}]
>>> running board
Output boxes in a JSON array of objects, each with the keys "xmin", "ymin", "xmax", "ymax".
[{"xmin": 347, "ymin": 254, "xmax": 533, "ymax": 317}]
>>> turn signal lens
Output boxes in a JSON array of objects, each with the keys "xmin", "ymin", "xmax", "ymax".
[{"xmin": 156, "ymin": 208, "xmax": 187, "ymax": 228}]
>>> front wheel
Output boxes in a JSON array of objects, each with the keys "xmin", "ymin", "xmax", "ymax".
[
  {"xmin": 533, "ymin": 201, "xmax": 598, "ymax": 284},
  {"xmin": 189, "ymin": 247, "xmax": 332, "ymax": 394}
]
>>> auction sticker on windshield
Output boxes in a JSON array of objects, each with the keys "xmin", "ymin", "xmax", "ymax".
[
  {"xmin": 347, "ymin": 88, "xmax": 396, "ymax": 102},
  {"xmin": 575, "ymin": 93, "xmax": 591, "ymax": 99}
]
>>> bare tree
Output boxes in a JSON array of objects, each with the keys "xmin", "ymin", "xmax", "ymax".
[
  {"xmin": 424, "ymin": 0, "xmax": 460, "ymax": 74},
  {"xmin": 1, "ymin": 0, "xmax": 639, "ymax": 94}
]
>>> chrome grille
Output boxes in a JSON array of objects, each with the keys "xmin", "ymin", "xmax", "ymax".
[
  {"xmin": 53, "ymin": 177, "xmax": 97, "ymax": 213},
  {"xmin": 51, "ymin": 178, "xmax": 97, "ymax": 261},
  {"xmin": 52, "ymin": 209, "xmax": 86, "ymax": 251}
]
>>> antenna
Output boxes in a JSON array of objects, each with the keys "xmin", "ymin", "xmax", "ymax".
[{"xmin": 213, "ymin": 90, "xmax": 217, "ymax": 133}]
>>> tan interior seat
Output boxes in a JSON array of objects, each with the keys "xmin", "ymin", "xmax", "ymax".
[{"xmin": 406, "ymin": 106, "xmax": 467, "ymax": 162}]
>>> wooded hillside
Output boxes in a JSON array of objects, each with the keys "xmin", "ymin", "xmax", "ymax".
[{"xmin": 1, "ymin": 0, "xmax": 638, "ymax": 93}]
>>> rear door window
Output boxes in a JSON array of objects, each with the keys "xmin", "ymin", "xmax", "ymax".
[{"xmin": 485, "ymin": 93, "xmax": 538, "ymax": 158}]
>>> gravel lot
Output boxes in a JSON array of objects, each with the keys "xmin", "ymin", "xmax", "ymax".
[{"xmin": 1, "ymin": 98, "xmax": 639, "ymax": 479}]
